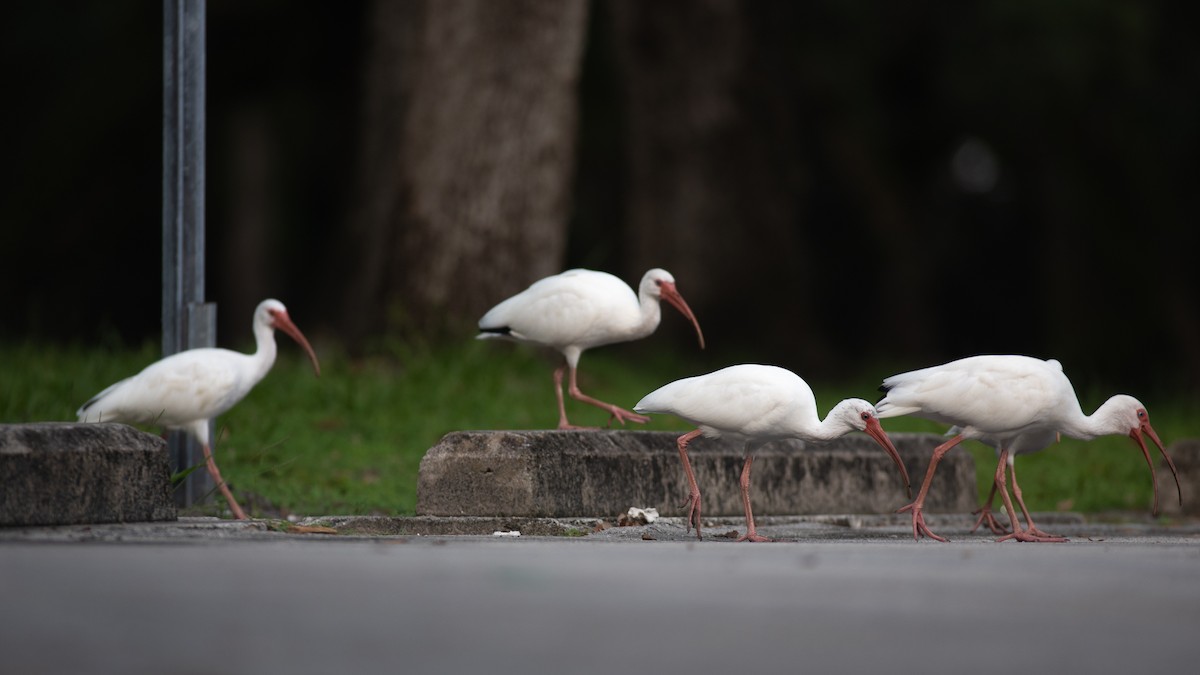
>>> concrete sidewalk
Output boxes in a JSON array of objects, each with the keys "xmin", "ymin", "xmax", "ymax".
[
  {"xmin": 2, "ymin": 513, "xmax": 1199, "ymax": 675},
  {"xmin": 0, "ymin": 510, "xmax": 1194, "ymax": 543}
]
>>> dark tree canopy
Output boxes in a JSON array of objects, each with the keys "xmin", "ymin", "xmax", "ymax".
[{"xmin": 3, "ymin": 0, "xmax": 1198, "ymax": 392}]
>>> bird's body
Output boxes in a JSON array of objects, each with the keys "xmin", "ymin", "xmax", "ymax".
[
  {"xmin": 638, "ymin": 364, "xmax": 844, "ymax": 443},
  {"xmin": 79, "ymin": 348, "xmax": 274, "ymax": 438},
  {"xmin": 78, "ymin": 299, "xmax": 320, "ymax": 519},
  {"xmin": 480, "ymin": 270, "xmax": 660, "ymax": 358},
  {"xmin": 877, "ymin": 356, "xmax": 1073, "ymax": 438},
  {"xmin": 877, "ymin": 354, "xmax": 1181, "ymax": 542},
  {"xmin": 635, "ymin": 364, "xmax": 910, "ymax": 541},
  {"xmin": 478, "ymin": 268, "xmax": 704, "ymax": 429}
]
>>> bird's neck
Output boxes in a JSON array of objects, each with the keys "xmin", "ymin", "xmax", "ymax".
[
  {"xmin": 635, "ymin": 293, "xmax": 663, "ymax": 338},
  {"xmin": 1057, "ymin": 398, "xmax": 1116, "ymax": 441},
  {"xmin": 249, "ymin": 323, "xmax": 279, "ymax": 383},
  {"xmin": 811, "ymin": 422, "xmax": 846, "ymax": 443},
  {"xmin": 812, "ymin": 404, "xmax": 852, "ymax": 442}
]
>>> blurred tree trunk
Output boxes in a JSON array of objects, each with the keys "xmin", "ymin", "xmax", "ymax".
[
  {"xmin": 604, "ymin": 0, "xmax": 832, "ymax": 366},
  {"xmin": 219, "ymin": 102, "xmax": 277, "ymax": 342},
  {"xmin": 335, "ymin": 0, "xmax": 589, "ymax": 346}
]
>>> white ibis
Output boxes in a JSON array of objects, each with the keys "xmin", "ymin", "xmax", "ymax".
[
  {"xmin": 633, "ymin": 364, "xmax": 911, "ymax": 541},
  {"xmin": 477, "ymin": 268, "xmax": 705, "ymax": 429},
  {"xmin": 77, "ymin": 299, "xmax": 321, "ymax": 520},
  {"xmin": 875, "ymin": 355, "xmax": 1182, "ymax": 543}
]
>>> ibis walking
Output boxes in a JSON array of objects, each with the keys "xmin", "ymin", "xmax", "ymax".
[
  {"xmin": 875, "ymin": 355, "xmax": 1181, "ymax": 542},
  {"xmin": 478, "ymin": 268, "xmax": 705, "ymax": 429},
  {"xmin": 77, "ymin": 299, "xmax": 321, "ymax": 520},
  {"xmin": 634, "ymin": 364, "xmax": 911, "ymax": 541}
]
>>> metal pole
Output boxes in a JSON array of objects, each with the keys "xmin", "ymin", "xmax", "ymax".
[{"xmin": 163, "ymin": 0, "xmax": 216, "ymax": 509}]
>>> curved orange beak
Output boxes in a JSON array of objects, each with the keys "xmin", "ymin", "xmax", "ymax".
[
  {"xmin": 659, "ymin": 281, "xmax": 706, "ymax": 350},
  {"xmin": 272, "ymin": 310, "xmax": 322, "ymax": 377},
  {"xmin": 865, "ymin": 415, "xmax": 912, "ymax": 499},
  {"xmin": 1129, "ymin": 413, "xmax": 1180, "ymax": 515}
]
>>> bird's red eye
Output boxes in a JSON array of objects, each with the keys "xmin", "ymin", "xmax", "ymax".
[
  {"xmin": 654, "ymin": 279, "xmax": 663, "ymax": 287},
  {"xmin": 1137, "ymin": 410, "xmax": 1146, "ymax": 419},
  {"xmin": 861, "ymin": 412, "xmax": 871, "ymax": 421}
]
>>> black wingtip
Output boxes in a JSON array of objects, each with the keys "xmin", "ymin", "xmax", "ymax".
[{"xmin": 479, "ymin": 326, "xmax": 512, "ymax": 336}]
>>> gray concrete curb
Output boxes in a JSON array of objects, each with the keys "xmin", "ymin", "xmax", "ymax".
[
  {"xmin": 0, "ymin": 423, "xmax": 175, "ymax": 526},
  {"xmin": 417, "ymin": 430, "xmax": 972, "ymax": 517}
]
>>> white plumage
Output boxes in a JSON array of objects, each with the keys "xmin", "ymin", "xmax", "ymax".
[
  {"xmin": 478, "ymin": 268, "xmax": 704, "ymax": 429},
  {"xmin": 876, "ymin": 354, "xmax": 1181, "ymax": 542},
  {"xmin": 635, "ymin": 364, "xmax": 910, "ymax": 541},
  {"xmin": 78, "ymin": 299, "xmax": 320, "ymax": 519}
]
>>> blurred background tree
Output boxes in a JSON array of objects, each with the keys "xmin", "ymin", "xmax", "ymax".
[
  {"xmin": 333, "ymin": 0, "xmax": 588, "ymax": 344},
  {"xmin": 2, "ymin": 0, "xmax": 1197, "ymax": 393}
]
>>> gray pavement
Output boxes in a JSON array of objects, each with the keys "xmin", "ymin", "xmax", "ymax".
[{"xmin": 3, "ymin": 514, "xmax": 1200, "ymax": 675}]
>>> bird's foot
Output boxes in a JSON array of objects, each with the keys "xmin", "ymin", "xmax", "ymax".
[
  {"xmin": 897, "ymin": 502, "xmax": 949, "ymax": 542},
  {"xmin": 220, "ymin": 489, "xmax": 248, "ymax": 520},
  {"xmin": 605, "ymin": 406, "xmax": 651, "ymax": 427},
  {"xmin": 970, "ymin": 506, "xmax": 1010, "ymax": 535},
  {"xmin": 995, "ymin": 528, "xmax": 1068, "ymax": 543},
  {"xmin": 679, "ymin": 492, "xmax": 703, "ymax": 539},
  {"xmin": 1026, "ymin": 526, "xmax": 1064, "ymax": 540},
  {"xmin": 556, "ymin": 422, "xmax": 600, "ymax": 430},
  {"xmin": 736, "ymin": 531, "xmax": 772, "ymax": 543}
]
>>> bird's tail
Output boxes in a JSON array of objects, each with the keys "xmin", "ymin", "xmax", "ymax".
[
  {"xmin": 874, "ymin": 383, "xmax": 922, "ymax": 419},
  {"xmin": 76, "ymin": 378, "xmax": 128, "ymax": 421},
  {"xmin": 476, "ymin": 326, "xmax": 513, "ymax": 340}
]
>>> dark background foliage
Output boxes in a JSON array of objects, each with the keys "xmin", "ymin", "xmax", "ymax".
[{"xmin": 3, "ymin": 0, "xmax": 1197, "ymax": 394}]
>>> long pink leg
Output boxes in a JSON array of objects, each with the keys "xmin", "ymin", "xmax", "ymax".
[
  {"xmin": 736, "ymin": 454, "xmax": 770, "ymax": 542},
  {"xmin": 970, "ymin": 461, "xmax": 1010, "ymax": 535},
  {"xmin": 566, "ymin": 365, "xmax": 651, "ymax": 428},
  {"xmin": 676, "ymin": 429, "xmax": 705, "ymax": 539},
  {"xmin": 552, "ymin": 366, "xmax": 578, "ymax": 429},
  {"xmin": 994, "ymin": 449, "xmax": 1065, "ymax": 543},
  {"xmin": 202, "ymin": 443, "xmax": 248, "ymax": 520},
  {"xmin": 1008, "ymin": 456, "xmax": 1063, "ymax": 540},
  {"xmin": 897, "ymin": 434, "xmax": 965, "ymax": 542}
]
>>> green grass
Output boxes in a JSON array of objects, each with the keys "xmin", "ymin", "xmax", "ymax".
[{"xmin": 3, "ymin": 341, "xmax": 1195, "ymax": 517}]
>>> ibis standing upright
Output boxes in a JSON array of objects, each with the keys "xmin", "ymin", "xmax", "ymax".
[
  {"xmin": 634, "ymin": 364, "xmax": 911, "ymax": 541},
  {"xmin": 477, "ymin": 268, "xmax": 705, "ymax": 429},
  {"xmin": 77, "ymin": 299, "xmax": 321, "ymax": 520},
  {"xmin": 875, "ymin": 355, "xmax": 1182, "ymax": 542}
]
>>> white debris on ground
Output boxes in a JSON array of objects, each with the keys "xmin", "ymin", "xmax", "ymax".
[
  {"xmin": 492, "ymin": 530, "xmax": 521, "ymax": 537},
  {"xmin": 617, "ymin": 507, "xmax": 659, "ymax": 527}
]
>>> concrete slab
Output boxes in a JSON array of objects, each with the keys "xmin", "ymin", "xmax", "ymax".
[
  {"xmin": 417, "ymin": 430, "xmax": 972, "ymax": 517},
  {"xmin": 0, "ymin": 423, "xmax": 176, "ymax": 526}
]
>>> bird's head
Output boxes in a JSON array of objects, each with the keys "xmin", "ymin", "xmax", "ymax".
[
  {"xmin": 641, "ymin": 268, "xmax": 705, "ymax": 349},
  {"xmin": 258, "ymin": 299, "xmax": 321, "ymax": 377},
  {"xmin": 837, "ymin": 399, "xmax": 911, "ymax": 499},
  {"xmin": 1099, "ymin": 394, "xmax": 1180, "ymax": 515}
]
